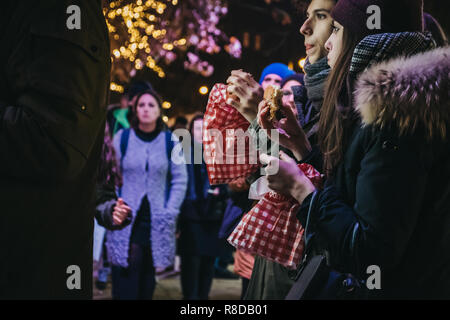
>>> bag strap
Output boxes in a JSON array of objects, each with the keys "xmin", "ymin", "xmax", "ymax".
[
  {"xmin": 164, "ymin": 130, "xmax": 174, "ymax": 205},
  {"xmin": 118, "ymin": 129, "xmax": 131, "ymax": 197},
  {"xmin": 294, "ymin": 190, "xmax": 319, "ymax": 278},
  {"xmin": 120, "ymin": 129, "xmax": 130, "ymax": 159},
  {"xmin": 303, "ymin": 190, "xmax": 319, "ymax": 255}
]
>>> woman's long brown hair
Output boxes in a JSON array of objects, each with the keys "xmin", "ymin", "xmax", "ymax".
[{"xmin": 318, "ymin": 27, "xmax": 359, "ymax": 176}]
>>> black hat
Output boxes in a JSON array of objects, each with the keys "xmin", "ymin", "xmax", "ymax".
[{"xmin": 332, "ymin": 0, "xmax": 424, "ymax": 42}]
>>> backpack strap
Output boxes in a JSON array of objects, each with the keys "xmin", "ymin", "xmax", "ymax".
[
  {"xmin": 164, "ymin": 130, "xmax": 174, "ymax": 205},
  {"xmin": 118, "ymin": 129, "xmax": 131, "ymax": 197}
]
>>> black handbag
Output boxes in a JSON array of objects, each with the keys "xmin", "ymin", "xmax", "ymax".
[{"xmin": 285, "ymin": 191, "xmax": 369, "ymax": 300}]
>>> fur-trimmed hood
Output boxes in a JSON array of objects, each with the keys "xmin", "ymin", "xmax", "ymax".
[{"xmin": 355, "ymin": 46, "xmax": 450, "ymax": 139}]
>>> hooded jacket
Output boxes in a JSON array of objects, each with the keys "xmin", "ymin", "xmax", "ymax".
[{"xmin": 298, "ymin": 46, "xmax": 450, "ymax": 299}]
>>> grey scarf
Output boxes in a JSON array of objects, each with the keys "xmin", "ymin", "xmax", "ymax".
[{"xmin": 304, "ymin": 57, "xmax": 331, "ymax": 111}]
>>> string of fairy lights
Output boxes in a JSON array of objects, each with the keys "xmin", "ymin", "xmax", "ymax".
[
  {"xmin": 105, "ymin": 0, "xmax": 231, "ymax": 99},
  {"xmin": 106, "ymin": 0, "xmax": 181, "ymax": 93},
  {"xmin": 105, "ymin": 0, "xmax": 304, "ymax": 121}
]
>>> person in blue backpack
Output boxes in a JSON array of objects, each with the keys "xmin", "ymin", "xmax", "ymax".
[{"xmin": 106, "ymin": 89, "xmax": 188, "ymax": 300}]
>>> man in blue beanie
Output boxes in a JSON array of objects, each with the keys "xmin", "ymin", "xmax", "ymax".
[{"xmin": 259, "ymin": 62, "xmax": 295, "ymax": 88}]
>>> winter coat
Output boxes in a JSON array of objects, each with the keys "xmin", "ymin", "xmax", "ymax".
[
  {"xmin": 106, "ymin": 129, "xmax": 188, "ymax": 269},
  {"xmin": 0, "ymin": 0, "xmax": 110, "ymax": 299},
  {"xmin": 95, "ymin": 183, "xmax": 118, "ymax": 230},
  {"xmin": 297, "ymin": 47, "xmax": 450, "ymax": 299}
]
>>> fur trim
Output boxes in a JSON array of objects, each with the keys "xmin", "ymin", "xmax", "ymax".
[{"xmin": 355, "ymin": 47, "xmax": 450, "ymax": 139}]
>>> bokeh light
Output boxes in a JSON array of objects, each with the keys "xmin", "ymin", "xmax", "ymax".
[{"xmin": 199, "ymin": 86, "xmax": 209, "ymax": 95}]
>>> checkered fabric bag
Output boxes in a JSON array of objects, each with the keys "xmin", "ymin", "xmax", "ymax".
[
  {"xmin": 228, "ymin": 163, "xmax": 322, "ymax": 269},
  {"xmin": 203, "ymin": 83, "xmax": 260, "ymax": 185}
]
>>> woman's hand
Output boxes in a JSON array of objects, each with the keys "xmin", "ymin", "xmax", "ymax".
[
  {"xmin": 261, "ymin": 151, "xmax": 315, "ymax": 203},
  {"xmin": 226, "ymin": 70, "xmax": 264, "ymax": 123},
  {"xmin": 112, "ymin": 198, "xmax": 132, "ymax": 226},
  {"xmin": 258, "ymin": 100, "xmax": 311, "ymax": 161}
]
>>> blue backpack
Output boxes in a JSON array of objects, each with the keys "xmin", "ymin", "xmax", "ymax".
[{"xmin": 118, "ymin": 129, "xmax": 174, "ymax": 205}]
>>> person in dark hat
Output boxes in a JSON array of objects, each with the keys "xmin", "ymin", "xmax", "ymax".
[
  {"xmin": 0, "ymin": 0, "xmax": 110, "ymax": 299},
  {"xmin": 261, "ymin": 0, "xmax": 450, "ymax": 299}
]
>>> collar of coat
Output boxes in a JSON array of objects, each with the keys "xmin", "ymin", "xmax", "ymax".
[{"xmin": 354, "ymin": 46, "xmax": 450, "ymax": 140}]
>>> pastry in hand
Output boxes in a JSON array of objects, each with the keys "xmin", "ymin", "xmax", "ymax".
[{"xmin": 263, "ymin": 85, "xmax": 283, "ymax": 121}]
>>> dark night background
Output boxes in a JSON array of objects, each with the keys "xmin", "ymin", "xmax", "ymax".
[{"xmin": 109, "ymin": 0, "xmax": 450, "ymax": 120}]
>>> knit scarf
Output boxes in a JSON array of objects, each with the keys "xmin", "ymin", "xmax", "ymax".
[{"xmin": 304, "ymin": 56, "xmax": 331, "ymax": 111}]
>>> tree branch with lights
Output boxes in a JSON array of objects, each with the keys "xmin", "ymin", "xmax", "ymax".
[{"xmin": 104, "ymin": 0, "xmax": 241, "ymax": 93}]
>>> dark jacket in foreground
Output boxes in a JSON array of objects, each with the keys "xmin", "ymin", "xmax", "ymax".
[
  {"xmin": 298, "ymin": 47, "xmax": 450, "ymax": 299},
  {"xmin": 0, "ymin": 0, "xmax": 110, "ymax": 299}
]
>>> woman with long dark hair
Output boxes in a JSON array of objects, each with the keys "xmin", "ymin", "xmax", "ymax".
[
  {"xmin": 106, "ymin": 89, "xmax": 188, "ymax": 300},
  {"xmin": 260, "ymin": 0, "xmax": 450, "ymax": 298}
]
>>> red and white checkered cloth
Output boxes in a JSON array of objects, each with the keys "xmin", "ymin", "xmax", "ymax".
[
  {"xmin": 227, "ymin": 163, "xmax": 322, "ymax": 269},
  {"xmin": 203, "ymin": 83, "xmax": 260, "ymax": 185}
]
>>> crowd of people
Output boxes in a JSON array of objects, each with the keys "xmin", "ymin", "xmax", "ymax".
[
  {"xmin": 93, "ymin": 0, "xmax": 450, "ymax": 300},
  {"xmin": 1, "ymin": 0, "xmax": 448, "ymax": 300},
  {"xmin": 94, "ymin": 81, "xmax": 238, "ymax": 300}
]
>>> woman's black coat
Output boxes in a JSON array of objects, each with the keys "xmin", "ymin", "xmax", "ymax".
[
  {"xmin": 0, "ymin": 1, "xmax": 110, "ymax": 299},
  {"xmin": 298, "ymin": 47, "xmax": 450, "ymax": 299}
]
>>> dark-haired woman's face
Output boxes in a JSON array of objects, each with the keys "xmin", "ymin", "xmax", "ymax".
[
  {"xmin": 136, "ymin": 93, "xmax": 160, "ymax": 126},
  {"xmin": 325, "ymin": 20, "xmax": 344, "ymax": 69}
]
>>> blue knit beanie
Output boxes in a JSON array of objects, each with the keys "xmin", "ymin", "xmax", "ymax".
[{"xmin": 259, "ymin": 63, "xmax": 295, "ymax": 85}]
